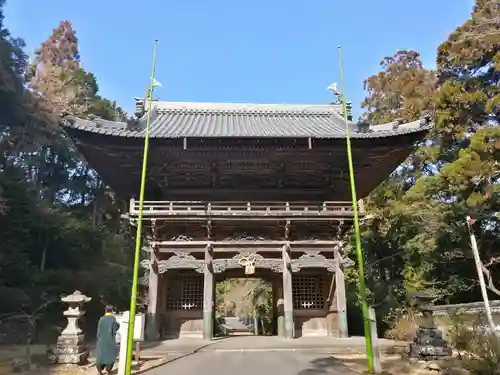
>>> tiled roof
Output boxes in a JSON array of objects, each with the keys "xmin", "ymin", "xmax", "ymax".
[{"xmin": 61, "ymin": 101, "xmax": 433, "ymax": 139}]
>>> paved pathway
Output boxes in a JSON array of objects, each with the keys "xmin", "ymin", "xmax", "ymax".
[
  {"xmin": 148, "ymin": 351, "xmax": 360, "ymax": 375},
  {"xmin": 142, "ymin": 335, "xmax": 407, "ymax": 356}
]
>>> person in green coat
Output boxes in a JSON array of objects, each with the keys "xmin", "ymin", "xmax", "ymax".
[{"xmin": 95, "ymin": 305, "xmax": 120, "ymax": 374}]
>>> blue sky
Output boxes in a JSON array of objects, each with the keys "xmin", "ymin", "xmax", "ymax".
[{"xmin": 6, "ymin": 0, "xmax": 473, "ymax": 118}]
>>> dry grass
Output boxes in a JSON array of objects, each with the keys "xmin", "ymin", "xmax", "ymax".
[
  {"xmin": 384, "ymin": 311, "xmax": 418, "ymax": 342},
  {"xmin": 0, "ymin": 356, "xmax": 168, "ymax": 375}
]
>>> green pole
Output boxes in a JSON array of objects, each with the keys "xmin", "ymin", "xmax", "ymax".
[
  {"xmin": 125, "ymin": 39, "xmax": 159, "ymax": 375},
  {"xmin": 337, "ymin": 45, "xmax": 374, "ymax": 374}
]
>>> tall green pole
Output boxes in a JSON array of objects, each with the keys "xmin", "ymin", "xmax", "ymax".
[
  {"xmin": 337, "ymin": 45, "xmax": 374, "ymax": 374},
  {"xmin": 125, "ymin": 39, "xmax": 158, "ymax": 375}
]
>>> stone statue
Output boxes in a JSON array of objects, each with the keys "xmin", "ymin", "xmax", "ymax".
[
  {"xmin": 48, "ymin": 290, "xmax": 91, "ymax": 365},
  {"xmin": 409, "ymin": 291, "xmax": 452, "ymax": 360}
]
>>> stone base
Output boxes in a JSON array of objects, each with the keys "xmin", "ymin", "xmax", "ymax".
[
  {"xmin": 409, "ymin": 343, "xmax": 452, "ymax": 360},
  {"xmin": 409, "ymin": 326, "xmax": 452, "ymax": 360},
  {"xmin": 57, "ymin": 333, "xmax": 85, "ymax": 346},
  {"xmin": 48, "ymin": 333, "xmax": 89, "ymax": 365},
  {"xmin": 48, "ymin": 351, "xmax": 89, "ymax": 365}
]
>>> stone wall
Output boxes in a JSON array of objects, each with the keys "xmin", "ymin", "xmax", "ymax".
[{"xmin": 430, "ymin": 301, "xmax": 500, "ymax": 338}]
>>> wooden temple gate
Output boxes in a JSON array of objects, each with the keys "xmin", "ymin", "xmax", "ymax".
[
  {"xmin": 60, "ymin": 100, "xmax": 432, "ymax": 341},
  {"xmin": 134, "ymin": 199, "xmax": 360, "ymax": 340}
]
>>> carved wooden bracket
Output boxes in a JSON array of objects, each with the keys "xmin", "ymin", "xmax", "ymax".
[
  {"xmin": 290, "ymin": 251, "xmax": 354, "ymax": 272},
  {"xmin": 143, "ymin": 249, "xmax": 355, "ymax": 275},
  {"xmin": 291, "ymin": 251, "xmax": 336, "ymax": 272},
  {"xmin": 157, "ymin": 253, "xmax": 205, "ymax": 274}
]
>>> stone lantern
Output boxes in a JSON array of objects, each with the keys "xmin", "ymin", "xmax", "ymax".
[
  {"xmin": 409, "ymin": 291, "xmax": 452, "ymax": 360},
  {"xmin": 48, "ymin": 290, "xmax": 91, "ymax": 365}
]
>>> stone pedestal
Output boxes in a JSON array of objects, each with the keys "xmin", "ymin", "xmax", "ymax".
[
  {"xmin": 410, "ymin": 327, "xmax": 452, "ymax": 359},
  {"xmin": 409, "ymin": 291, "xmax": 452, "ymax": 360},
  {"xmin": 48, "ymin": 291, "xmax": 91, "ymax": 365}
]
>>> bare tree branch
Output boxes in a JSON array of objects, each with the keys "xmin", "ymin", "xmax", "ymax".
[{"xmin": 481, "ymin": 261, "xmax": 500, "ymax": 297}]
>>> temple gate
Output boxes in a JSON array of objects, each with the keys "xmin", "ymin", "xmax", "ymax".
[
  {"xmin": 61, "ymin": 100, "xmax": 432, "ymax": 340},
  {"xmin": 133, "ymin": 200, "xmax": 356, "ymax": 339}
]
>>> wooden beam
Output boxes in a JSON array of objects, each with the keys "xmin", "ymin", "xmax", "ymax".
[
  {"xmin": 137, "ymin": 216, "xmax": 352, "ymax": 222},
  {"xmin": 149, "ymin": 240, "xmax": 342, "ymax": 254},
  {"xmin": 154, "ymin": 247, "xmax": 341, "ymax": 254},
  {"xmin": 150, "ymin": 240, "xmax": 342, "ymax": 247}
]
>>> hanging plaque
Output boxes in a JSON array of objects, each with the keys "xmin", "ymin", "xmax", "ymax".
[{"xmin": 245, "ymin": 264, "xmax": 255, "ymax": 275}]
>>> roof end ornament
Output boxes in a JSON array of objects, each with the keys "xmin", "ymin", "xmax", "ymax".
[
  {"xmin": 357, "ymin": 120, "xmax": 371, "ymax": 133},
  {"xmin": 327, "ymin": 82, "xmax": 352, "ymax": 121},
  {"xmin": 327, "ymin": 82, "xmax": 341, "ymax": 104},
  {"xmin": 134, "ymin": 97, "xmax": 146, "ymax": 118}
]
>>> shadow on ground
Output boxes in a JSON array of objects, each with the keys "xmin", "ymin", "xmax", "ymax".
[{"xmin": 298, "ymin": 356, "xmax": 357, "ymax": 375}]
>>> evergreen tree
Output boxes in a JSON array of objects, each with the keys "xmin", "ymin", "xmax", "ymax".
[
  {"xmin": 360, "ymin": 50, "xmax": 436, "ymax": 124},
  {"xmin": 0, "ymin": 10, "xmax": 134, "ymax": 341},
  {"xmin": 353, "ymin": 0, "xmax": 500, "ymax": 328},
  {"xmin": 28, "ymin": 20, "xmax": 86, "ymax": 118}
]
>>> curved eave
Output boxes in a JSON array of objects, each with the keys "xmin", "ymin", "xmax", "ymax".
[{"xmin": 60, "ymin": 116, "xmax": 433, "ymax": 140}]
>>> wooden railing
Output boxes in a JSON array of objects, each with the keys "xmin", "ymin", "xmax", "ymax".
[{"xmin": 129, "ymin": 199, "xmax": 364, "ymax": 219}]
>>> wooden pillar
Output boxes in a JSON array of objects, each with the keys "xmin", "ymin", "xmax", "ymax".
[
  {"xmin": 146, "ymin": 249, "xmax": 160, "ymax": 340},
  {"xmin": 203, "ymin": 245, "xmax": 214, "ymax": 340},
  {"xmin": 326, "ymin": 272, "xmax": 336, "ymax": 337},
  {"xmin": 275, "ymin": 280, "xmax": 285, "ymax": 337},
  {"xmin": 335, "ymin": 247, "xmax": 348, "ymax": 338},
  {"xmin": 282, "ymin": 245, "xmax": 294, "ymax": 339}
]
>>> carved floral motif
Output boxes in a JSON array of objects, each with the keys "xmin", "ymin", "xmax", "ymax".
[
  {"xmin": 170, "ymin": 235, "xmax": 194, "ymax": 241},
  {"xmin": 233, "ymin": 252, "xmax": 262, "ymax": 266},
  {"xmin": 224, "ymin": 232, "xmax": 266, "ymax": 241},
  {"xmin": 140, "ymin": 249, "xmax": 353, "ymax": 275},
  {"xmin": 138, "ymin": 273, "xmax": 149, "ymax": 286}
]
